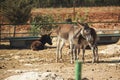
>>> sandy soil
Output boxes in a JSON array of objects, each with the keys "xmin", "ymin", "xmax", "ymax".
[{"xmin": 0, "ymin": 40, "xmax": 120, "ymax": 80}]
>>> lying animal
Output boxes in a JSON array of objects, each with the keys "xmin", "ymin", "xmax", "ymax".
[{"xmin": 31, "ymin": 33, "xmax": 52, "ymax": 51}]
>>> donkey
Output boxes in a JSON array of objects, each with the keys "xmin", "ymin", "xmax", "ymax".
[
  {"xmin": 56, "ymin": 18, "xmax": 82, "ymax": 63},
  {"xmin": 73, "ymin": 22, "xmax": 99, "ymax": 63},
  {"xmin": 31, "ymin": 33, "xmax": 52, "ymax": 51}
]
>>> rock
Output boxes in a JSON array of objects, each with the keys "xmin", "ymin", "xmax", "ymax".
[
  {"xmin": 0, "ymin": 65, "xmax": 5, "ymax": 69},
  {"xmin": 5, "ymin": 72, "xmax": 63, "ymax": 80},
  {"xmin": 92, "ymin": 69, "xmax": 94, "ymax": 71},
  {"xmin": 100, "ymin": 44, "xmax": 120, "ymax": 54},
  {"xmin": 0, "ymin": 66, "xmax": 3, "ymax": 69},
  {"xmin": 13, "ymin": 55, "xmax": 20, "ymax": 59}
]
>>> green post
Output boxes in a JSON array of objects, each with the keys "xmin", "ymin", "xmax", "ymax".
[{"xmin": 75, "ymin": 60, "xmax": 82, "ymax": 80}]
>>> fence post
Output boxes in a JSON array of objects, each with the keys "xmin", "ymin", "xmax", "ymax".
[
  {"xmin": 73, "ymin": 0, "xmax": 76, "ymax": 20},
  {"xmin": 75, "ymin": 60, "xmax": 82, "ymax": 80},
  {"xmin": 0, "ymin": 24, "xmax": 1, "ymax": 44},
  {"xmin": 13, "ymin": 25, "xmax": 16, "ymax": 37}
]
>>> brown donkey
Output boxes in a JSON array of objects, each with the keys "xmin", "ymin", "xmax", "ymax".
[
  {"xmin": 56, "ymin": 19, "xmax": 82, "ymax": 63},
  {"xmin": 74, "ymin": 22, "xmax": 99, "ymax": 63},
  {"xmin": 31, "ymin": 33, "xmax": 52, "ymax": 51}
]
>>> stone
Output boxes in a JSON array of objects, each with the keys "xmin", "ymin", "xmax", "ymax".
[{"xmin": 5, "ymin": 72, "xmax": 63, "ymax": 80}]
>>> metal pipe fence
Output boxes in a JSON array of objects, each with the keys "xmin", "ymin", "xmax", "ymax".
[{"xmin": 0, "ymin": 21, "xmax": 120, "ymax": 42}]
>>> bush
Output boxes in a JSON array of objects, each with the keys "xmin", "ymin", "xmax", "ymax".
[
  {"xmin": 1, "ymin": 0, "xmax": 33, "ymax": 24},
  {"xmin": 30, "ymin": 15, "xmax": 56, "ymax": 36}
]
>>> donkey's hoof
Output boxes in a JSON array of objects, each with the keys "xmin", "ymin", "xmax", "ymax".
[
  {"xmin": 56, "ymin": 59, "xmax": 58, "ymax": 63},
  {"xmin": 59, "ymin": 59, "xmax": 63, "ymax": 62},
  {"xmin": 95, "ymin": 60, "xmax": 99, "ymax": 63},
  {"xmin": 70, "ymin": 61, "xmax": 74, "ymax": 64},
  {"xmin": 92, "ymin": 60, "xmax": 94, "ymax": 63}
]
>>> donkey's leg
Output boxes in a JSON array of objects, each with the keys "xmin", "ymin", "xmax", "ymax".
[
  {"xmin": 69, "ymin": 40, "xmax": 74, "ymax": 63},
  {"xmin": 56, "ymin": 37, "xmax": 60, "ymax": 62},
  {"xmin": 74, "ymin": 46, "xmax": 80, "ymax": 61},
  {"xmin": 88, "ymin": 43, "xmax": 95, "ymax": 63},
  {"xmin": 95, "ymin": 45, "xmax": 99, "ymax": 62},
  {"xmin": 59, "ymin": 39, "xmax": 65, "ymax": 61},
  {"xmin": 73, "ymin": 46, "xmax": 77, "ymax": 61},
  {"xmin": 82, "ymin": 46, "xmax": 85, "ymax": 63},
  {"xmin": 91, "ymin": 46, "xmax": 96, "ymax": 63},
  {"xmin": 91, "ymin": 44, "xmax": 99, "ymax": 63},
  {"xmin": 77, "ymin": 47, "xmax": 80, "ymax": 59}
]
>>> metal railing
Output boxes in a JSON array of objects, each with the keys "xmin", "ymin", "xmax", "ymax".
[{"xmin": 0, "ymin": 21, "xmax": 120, "ymax": 42}]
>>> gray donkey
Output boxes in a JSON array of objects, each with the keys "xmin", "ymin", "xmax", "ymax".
[{"xmin": 73, "ymin": 22, "xmax": 99, "ymax": 63}]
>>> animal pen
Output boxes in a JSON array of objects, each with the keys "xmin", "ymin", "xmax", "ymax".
[
  {"xmin": 1, "ymin": 1, "xmax": 120, "ymax": 48},
  {"xmin": 0, "ymin": 21, "xmax": 120, "ymax": 48}
]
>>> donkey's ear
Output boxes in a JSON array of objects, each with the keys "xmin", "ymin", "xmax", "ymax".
[
  {"xmin": 76, "ymin": 19, "xmax": 84, "ymax": 28},
  {"xmin": 77, "ymin": 22, "xmax": 84, "ymax": 28},
  {"xmin": 80, "ymin": 23, "xmax": 85, "ymax": 26},
  {"xmin": 84, "ymin": 23, "xmax": 90, "ymax": 28},
  {"xmin": 76, "ymin": 19, "xmax": 88, "ymax": 27}
]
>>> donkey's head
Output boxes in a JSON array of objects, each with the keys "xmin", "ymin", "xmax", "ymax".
[
  {"xmin": 81, "ymin": 23, "xmax": 91, "ymax": 35},
  {"xmin": 39, "ymin": 32, "xmax": 52, "ymax": 45},
  {"xmin": 77, "ymin": 22, "xmax": 93, "ymax": 42}
]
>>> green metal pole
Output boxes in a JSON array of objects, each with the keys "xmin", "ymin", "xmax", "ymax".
[{"xmin": 75, "ymin": 60, "xmax": 82, "ymax": 80}]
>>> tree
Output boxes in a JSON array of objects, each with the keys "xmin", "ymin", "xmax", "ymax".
[{"xmin": 1, "ymin": 0, "xmax": 33, "ymax": 24}]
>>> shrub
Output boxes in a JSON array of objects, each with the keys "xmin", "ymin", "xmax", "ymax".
[
  {"xmin": 30, "ymin": 15, "xmax": 56, "ymax": 36},
  {"xmin": 1, "ymin": 0, "xmax": 33, "ymax": 24}
]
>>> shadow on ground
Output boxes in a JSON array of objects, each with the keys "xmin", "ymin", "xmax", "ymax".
[
  {"xmin": 85, "ymin": 60, "xmax": 120, "ymax": 64},
  {"xmin": 0, "ymin": 44, "xmax": 56, "ymax": 50}
]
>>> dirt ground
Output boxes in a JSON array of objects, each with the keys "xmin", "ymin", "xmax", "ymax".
[{"xmin": 0, "ymin": 39, "xmax": 120, "ymax": 80}]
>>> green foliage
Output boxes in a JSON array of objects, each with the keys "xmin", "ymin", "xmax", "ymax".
[
  {"xmin": 75, "ymin": 9, "xmax": 89, "ymax": 23},
  {"xmin": 29, "ymin": 22, "xmax": 40, "ymax": 36},
  {"xmin": 30, "ymin": 15, "xmax": 56, "ymax": 36},
  {"xmin": 28, "ymin": 0, "xmax": 120, "ymax": 8},
  {"xmin": 1, "ymin": 0, "xmax": 33, "ymax": 24}
]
